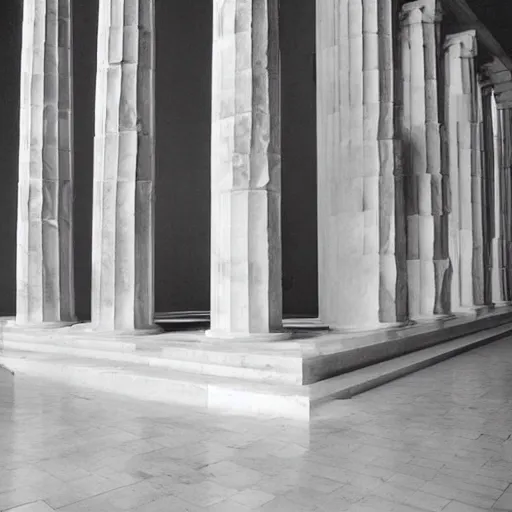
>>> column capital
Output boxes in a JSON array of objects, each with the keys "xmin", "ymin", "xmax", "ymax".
[
  {"xmin": 483, "ymin": 57, "xmax": 512, "ymax": 108},
  {"xmin": 400, "ymin": 0, "xmax": 441, "ymax": 25},
  {"xmin": 444, "ymin": 30, "xmax": 478, "ymax": 57}
]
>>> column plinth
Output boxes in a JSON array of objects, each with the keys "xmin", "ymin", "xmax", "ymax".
[
  {"xmin": 91, "ymin": 0, "xmax": 160, "ymax": 334},
  {"xmin": 208, "ymin": 0, "xmax": 288, "ymax": 339},
  {"xmin": 16, "ymin": 0, "xmax": 76, "ymax": 328}
]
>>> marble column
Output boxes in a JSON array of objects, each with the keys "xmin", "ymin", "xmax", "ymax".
[
  {"xmin": 444, "ymin": 30, "xmax": 484, "ymax": 311},
  {"xmin": 498, "ymin": 108, "xmax": 512, "ymax": 300},
  {"xmin": 316, "ymin": 0, "xmax": 401, "ymax": 329},
  {"xmin": 490, "ymin": 92, "xmax": 509, "ymax": 304},
  {"xmin": 16, "ymin": 0, "xmax": 76, "ymax": 327},
  {"xmin": 400, "ymin": 0, "xmax": 447, "ymax": 318},
  {"xmin": 91, "ymin": 0, "xmax": 159, "ymax": 333},
  {"xmin": 208, "ymin": 0, "xmax": 287, "ymax": 339}
]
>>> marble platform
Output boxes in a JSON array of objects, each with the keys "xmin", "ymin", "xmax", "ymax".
[{"xmin": 1, "ymin": 308, "xmax": 512, "ymax": 420}]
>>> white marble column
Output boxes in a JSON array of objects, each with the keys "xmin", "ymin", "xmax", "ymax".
[
  {"xmin": 91, "ymin": 0, "xmax": 159, "ymax": 333},
  {"xmin": 490, "ymin": 92, "xmax": 509, "ymax": 304},
  {"xmin": 444, "ymin": 30, "xmax": 484, "ymax": 311},
  {"xmin": 16, "ymin": 0, "xmax": 76, "ymax": 327},
  {"xmin": 400, "ymin": 0, "xmax": 447, "ymax": 318},
  {"xmin": 316, "ymin": 0, "xmax": 400, "ymax": 329},
  {"xmin": 207, "ymin": 0, "xmax": 287, "ymax": 339}
]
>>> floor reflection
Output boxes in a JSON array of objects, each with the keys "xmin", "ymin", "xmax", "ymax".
[{"xmin": 0, "ymin": 338, "xmax": 512, "ymax": 511}]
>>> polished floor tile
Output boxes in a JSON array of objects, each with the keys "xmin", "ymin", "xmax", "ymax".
[{"xmin": 1, "ymin": 337, "xmax": 512, "ymax": 511}]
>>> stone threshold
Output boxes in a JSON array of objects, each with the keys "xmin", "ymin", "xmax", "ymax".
[{"xmin": 1, "ymin": 308, "xmax": 512, "ymax": 419}]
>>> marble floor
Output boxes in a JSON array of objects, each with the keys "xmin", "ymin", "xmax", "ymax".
[{"xmin": 1, "ymin": 338, "xmax": 512, "ymax": 512}]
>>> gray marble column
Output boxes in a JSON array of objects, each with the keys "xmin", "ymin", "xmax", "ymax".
[
  {"xmin": 400, "ymin": 0, "xmax": 447, "ymax": 318},
  {"xmin": 490, "ymin": 92, "xmax": 509, "ymax": 304},
  {"xmin": 316, "ymin": 0, "xmax": 400, "ymax": 329},
  {"xmin": 91, "ymin": 0, "xmax": 159, "ymax": 333},
  {"xmin": 16, "ymin": 0, "xmax": 76, "ymax": 327},
  {"xmin": 444, "ymin": 30, "xmax": 484, "ymax": 311},
  {"xmin": 498, "ymin": 108, "xmax": 512, "ymax": 300},
  {"xmin": 207, "ymin": 0, "xmax": 287, "ymax": 339}
]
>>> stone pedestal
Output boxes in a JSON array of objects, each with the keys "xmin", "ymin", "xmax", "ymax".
[
  {"xmin": 316, "ymin": 0, "xmax": 400, "ymax": 329},
  {"xmin": 444, "ymin": 30, "xmax": 483, "ymax": 311},
  {"xmin": 91, "ymin": 0, "xmax": 159, "ymax": 333},
  {"xmin": 208, "ymin": 0, "xmax": 287, "ymax": 338},
  {"xmin": 400, "ymin": 0, "xmax": 446, "ymax": 318},
  {"xmin": 16, "ymin": 0, "xmax": 76, "ymax": 327}
]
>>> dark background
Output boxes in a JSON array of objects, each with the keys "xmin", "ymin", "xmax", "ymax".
[
  {"xmin": 1, "ymin": 1, "xmax": 507, "ymax": 320},
  {"xmin": 0, "ymin": 0, "xmax": 318, "ymax": 319}
]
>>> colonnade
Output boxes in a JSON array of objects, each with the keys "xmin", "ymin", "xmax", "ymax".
[{"xmin": 14, "ymin": 0, "xmax": 512, "ymax": 336}]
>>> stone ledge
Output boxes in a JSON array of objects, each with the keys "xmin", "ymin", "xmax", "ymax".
[
  {"xmin": 2, "ymin": 308, "xmax": 512, "ymax": 387},
  {"xmin": 2, "ymin": 321, "xmax": 511, "ymax": 420},
  {"xmin": 1, "ymin": 309, "xmax": 512, "ymax": 419}
]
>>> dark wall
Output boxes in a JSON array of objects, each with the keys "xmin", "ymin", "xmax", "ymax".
[
  {"xmin": 0, "ymin": 0, "xmax": 21, "ymax": 315},
  {"xmin": 0, "ymin": 0, "xmax": 317, "ymax": 319}
]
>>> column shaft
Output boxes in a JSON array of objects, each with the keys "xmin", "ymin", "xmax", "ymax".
[
  {"xmin": 499, "ymin": 108, "xmax": 512, "ymax": 299},
  {"xmin": 480, "ymin": 86, "xmax": 493, "ymax": 305},
  {"xmin": 316, "ymin": 0, "xmax": 400, "ymax": 328},
  {"xmin": 209, "ymin": 0, "xmax": 284, "ymax": 337},
  {"xmin": 91, "ymin": 0, "xmax": 157, "ymax": 332},
  {"xmin": 444, "ymin": 30, "xmax": 482, "ymax": 310},
  {"xmin": 471, "ymin": 74, "xmax": 485, "ymax": 305},
  {"xmin": 490, "ymin": 93, "xmax": 508, "ymax": 303},
  {"xmin": 400, "ymin": 0, "xmax": 445, "ymax": 318},
  {"xmin": 16, "ymin": 0, "xmax": 75, "ymax": 326}
]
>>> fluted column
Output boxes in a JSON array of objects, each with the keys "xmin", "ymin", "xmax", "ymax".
[
  {"xmin": 499, "ymin": 108, "xmax": 512, "ymax": 300},
  {"xmin": 490, "ymin": 92, "xmax": 509, "ymax": 304},
  {"xmin": 400, "ymin": 0, "xmax": 446, "ymax": 318},
  {"xmin": 16, "ymin": 0, "xmax": 76, "ymax": 327},
  {"xmin": 316, "ymin": 0, "xmax": 401, "ymax": 329},
  {"xmin": 207, "ymin": 0, "xmax": 287, "ymax": 339},
  {"xmin": 473, "ymin": 80, "xmax": 485, "ymax": 305},
  {"xmin": 444, "ymin": 30, "xmax": 483, "ymax": 311},
  {"xmin": 91, "ymin": 0, "xmax": 159, "ymax": 333}
]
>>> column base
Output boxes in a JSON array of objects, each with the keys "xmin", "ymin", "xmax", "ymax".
[
  {"xmin": 411, "ymin": 314, "xmax": 457, "ymax": 324},
  {"xmin": 69, "ymin": 322, "xmax": 164, "ymax": 337},
  {"xmin": 5, "ymin": 319, "xmax": 78, "ymax": 331},
  {"xmin": 204, "ymin": 330, "xmax": 292, "ymax": 342},
  {"xmin": 451, "ymin": 305, "xmax": 492, "ymax": 318},
  {"xmin": 491, "ymin": 301, "xmax": 512, "ymax": 308},
  {"xmin": 327, "ymin": 320, "xmax": 413, "ymax": 333}
]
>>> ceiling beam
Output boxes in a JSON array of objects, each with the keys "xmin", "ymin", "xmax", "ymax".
[{"xmin": 442, "ymin": 0, "xmax": 512, "ymax": 71}]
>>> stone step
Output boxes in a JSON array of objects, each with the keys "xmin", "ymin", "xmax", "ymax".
[
  {"xmin": 0, "ymin": 338, "xmax": 301, "ymax": 384},
  {"xmin": 311, "ymin": 322, "xmax": 512, "ymax": 403},
  {"xmin": 303, "ymin": 309, "xmax": 512, "ymax": 383},
  {"xmin": 1, "ymin": 322, "xmax": 511, "ymax": 420},
  {"xmin": 0, "ymin": 350, "xmax": 310, "ymax": 420},
  {"xmin": 4, "ymin": 309, "xmax": 512, "ymax": 388}
]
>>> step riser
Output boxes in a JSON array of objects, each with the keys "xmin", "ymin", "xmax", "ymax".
[
  {"xmin": 161, "ymin": 347, "xmax": 302, "ymax": 374},
  {"xmin": 312, "ymin": 330, "xmax": 512, "ymax": 405},
  {"xmin": 1, "ymin": 332, "xmax": 137, "ymax": 352},
  {"xmin": 305, "ymin": 313, "xmax": 512, "ymax": 384},
  {"xmin": 1, "ymin": 358, "xmax": 310, "ymax": 420},
  {"xmin": 1, "ymin": 340, "xmax": 301, "ymax": 385}
]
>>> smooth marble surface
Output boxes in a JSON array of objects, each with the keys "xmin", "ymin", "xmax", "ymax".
[{"xmin": 1, "ymin": 338, "xmax": 512, "ymax": 510}]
